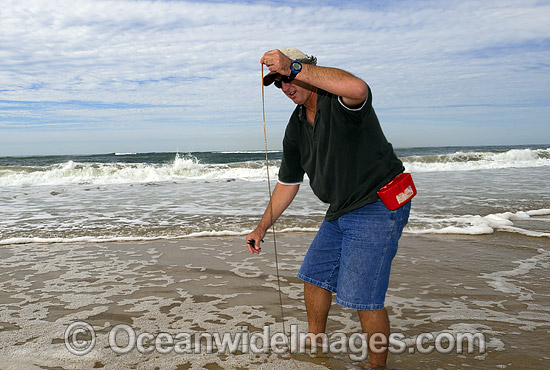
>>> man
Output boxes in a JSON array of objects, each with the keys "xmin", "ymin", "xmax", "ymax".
[{"xmin": 246, "ymin": 48, "xmax": 411, "ymax": 369}]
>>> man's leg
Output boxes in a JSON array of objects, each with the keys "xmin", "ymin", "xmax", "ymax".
[
  {"xmin": 358, "ymin": 308, "xmax": 390, "ymax": 369},
  {"xmin": 336, "ymin": 201, "xmax": 410, "ymax": 368},
  {"xmin": 298, "ymin": 219, "xmax": 341, "ymax": 337},
  {"xmin": 304, "ymin": 281, "xmax": 332, "ymax": 334}
]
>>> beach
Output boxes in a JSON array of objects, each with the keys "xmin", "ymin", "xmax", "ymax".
[
  {"xmin": 1, "ymin": 145, "xmax": 549, "ymax": 369},
  {"xmin": 1, "ymin": 231, "xmax": 549, "ymax": 370}
]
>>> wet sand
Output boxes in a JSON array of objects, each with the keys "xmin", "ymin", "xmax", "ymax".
[{"xmin": 0, "ymin": 232, "xmax": 549, "ymax": 369}]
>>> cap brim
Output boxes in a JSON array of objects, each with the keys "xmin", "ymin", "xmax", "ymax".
[{"xmin": 263, "ymin": 71, "xmax": 281, "ymax": 86}]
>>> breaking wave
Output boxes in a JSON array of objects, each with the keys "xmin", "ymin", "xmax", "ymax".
[{"xmin": 1, "ymin": 148, "xmax": 548, "ymax": 186}]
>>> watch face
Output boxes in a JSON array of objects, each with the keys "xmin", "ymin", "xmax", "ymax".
[{"xmin": 291, "ymin": 61, "xmax": 302, "ymax": 72}]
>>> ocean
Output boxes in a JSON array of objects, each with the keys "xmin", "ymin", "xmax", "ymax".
[{"xmin": 1, "ymin": 144, "xmax": 549, "ymax": 245}]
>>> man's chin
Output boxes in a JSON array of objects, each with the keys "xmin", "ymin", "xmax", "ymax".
[{"xmin": 289, "ymin": 95, "xmax": 302, "ymax": 104}]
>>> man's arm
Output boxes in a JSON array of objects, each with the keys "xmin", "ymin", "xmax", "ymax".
[
  {"xmin": 246, "ymin": 182, "xmax": 300, "ymax": 254},
  {"xmin": 261, "ymin": 49, "xmax": 368, "ymax": 107}
]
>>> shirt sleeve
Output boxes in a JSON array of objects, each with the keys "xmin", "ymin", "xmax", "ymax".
[
  {"xmin": 335, "ymin": 85, "xmax": 373, "ymax": 124},
  {"xmin": 278, "ymin": 122, "xmax": 305, "ymax": 184}
]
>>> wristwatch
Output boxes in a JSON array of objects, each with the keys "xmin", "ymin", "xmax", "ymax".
[{"xmin": 288, "ymin": 60, "xmax": 302, "ymax": 81}]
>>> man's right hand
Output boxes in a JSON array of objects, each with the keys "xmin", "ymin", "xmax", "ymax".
[
  {"xmin": 246, "ymin": 227, "xmax": 266, "ymax": 254},
  {"xmin": 260, "ymin": 49, "xmax": 293, "ymax": 77},
  {"xmin": 244, "ymin": 182, "xmax": 300, "ymax": 255}
]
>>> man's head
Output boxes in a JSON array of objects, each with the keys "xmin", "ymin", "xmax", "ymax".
[{"xmin": 262, "ymin": 48, "xmax": 317, "ymax": 87}]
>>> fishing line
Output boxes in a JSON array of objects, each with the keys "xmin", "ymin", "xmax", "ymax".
[{"xmin": 261, "ymin": 64, "xmax": 299, "ymax": 368}]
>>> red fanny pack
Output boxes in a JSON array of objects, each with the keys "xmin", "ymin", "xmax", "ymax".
[{"xmin": 377, "ymin": 172, "xmax": 417, "ymax": 210}]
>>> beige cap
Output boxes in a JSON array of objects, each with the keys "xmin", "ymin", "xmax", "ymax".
[{"xmin": 263, "ymin": 48, "xmax": 317, "ymax": 86}]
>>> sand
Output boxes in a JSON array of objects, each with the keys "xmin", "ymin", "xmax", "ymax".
[{"xmin": 0, "ymin": 232, "xmax": 549, "ymax": 369}]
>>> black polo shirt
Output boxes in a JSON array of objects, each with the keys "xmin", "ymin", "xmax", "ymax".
[{"xmin": 278, "ymin": 87, "xmax": 404, "ymax": 220}]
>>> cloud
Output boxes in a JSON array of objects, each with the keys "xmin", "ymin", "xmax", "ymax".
[{"xmin": 1, "ymin": 0, "xmax": 549, "ymax": 155}]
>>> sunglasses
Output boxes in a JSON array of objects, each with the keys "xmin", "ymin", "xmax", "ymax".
[{"xmin": 273, "ymin": 75, "xmax": 294, "ymax": 89}]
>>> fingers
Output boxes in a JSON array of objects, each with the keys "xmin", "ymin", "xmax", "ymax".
[
  {"xmin": 247, "ymin": 239, "xmax": 259, "ymax": 254},
  {"xmin": 260, "ymin": 49, "xmax": 278, "ymax": 65},
  {"xmin": 247, "ymin": 239, "xmax": 258, "ymax": 254},
  {"xmin": 246, "ymin": 238, "xmax": 264, "ymax": 254},
  {"xmin": 260, "ymin": 49, "xmax": 291, "ymax": 74}
]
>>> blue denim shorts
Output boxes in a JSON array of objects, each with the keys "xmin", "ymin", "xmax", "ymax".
[{"xmin": 297, "ymin": 199, "xmax": 410, "ymax": 310}]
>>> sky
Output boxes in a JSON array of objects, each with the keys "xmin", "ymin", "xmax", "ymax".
[{"xmin": 1, "ymin": 0, "xmax": 549, "ymax": 156}]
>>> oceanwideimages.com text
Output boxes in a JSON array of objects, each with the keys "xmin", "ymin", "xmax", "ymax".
[{"xmin": 65, "ymin": 321, "xmax": 486, "ymax": 361}]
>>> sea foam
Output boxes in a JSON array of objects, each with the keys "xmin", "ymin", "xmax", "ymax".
[
  {"xmin": 1, "ymin": 148, "xmax": 548, "ymax": 186},
  {"xmin": 0, "ymin": 154, "xmax": 276, "ymax": 186},
  {"xmin": 403, "ymin": 148, "xmax": 550, "ymax": 172},
  {"xmin": 407, "ymin": 209, "xmax": 550, "ymax": 237}
]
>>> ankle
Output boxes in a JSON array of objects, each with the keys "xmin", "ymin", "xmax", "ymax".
[{"xmin": 306, "ymin": 332, "xmax": 326, "ymax": 343}]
